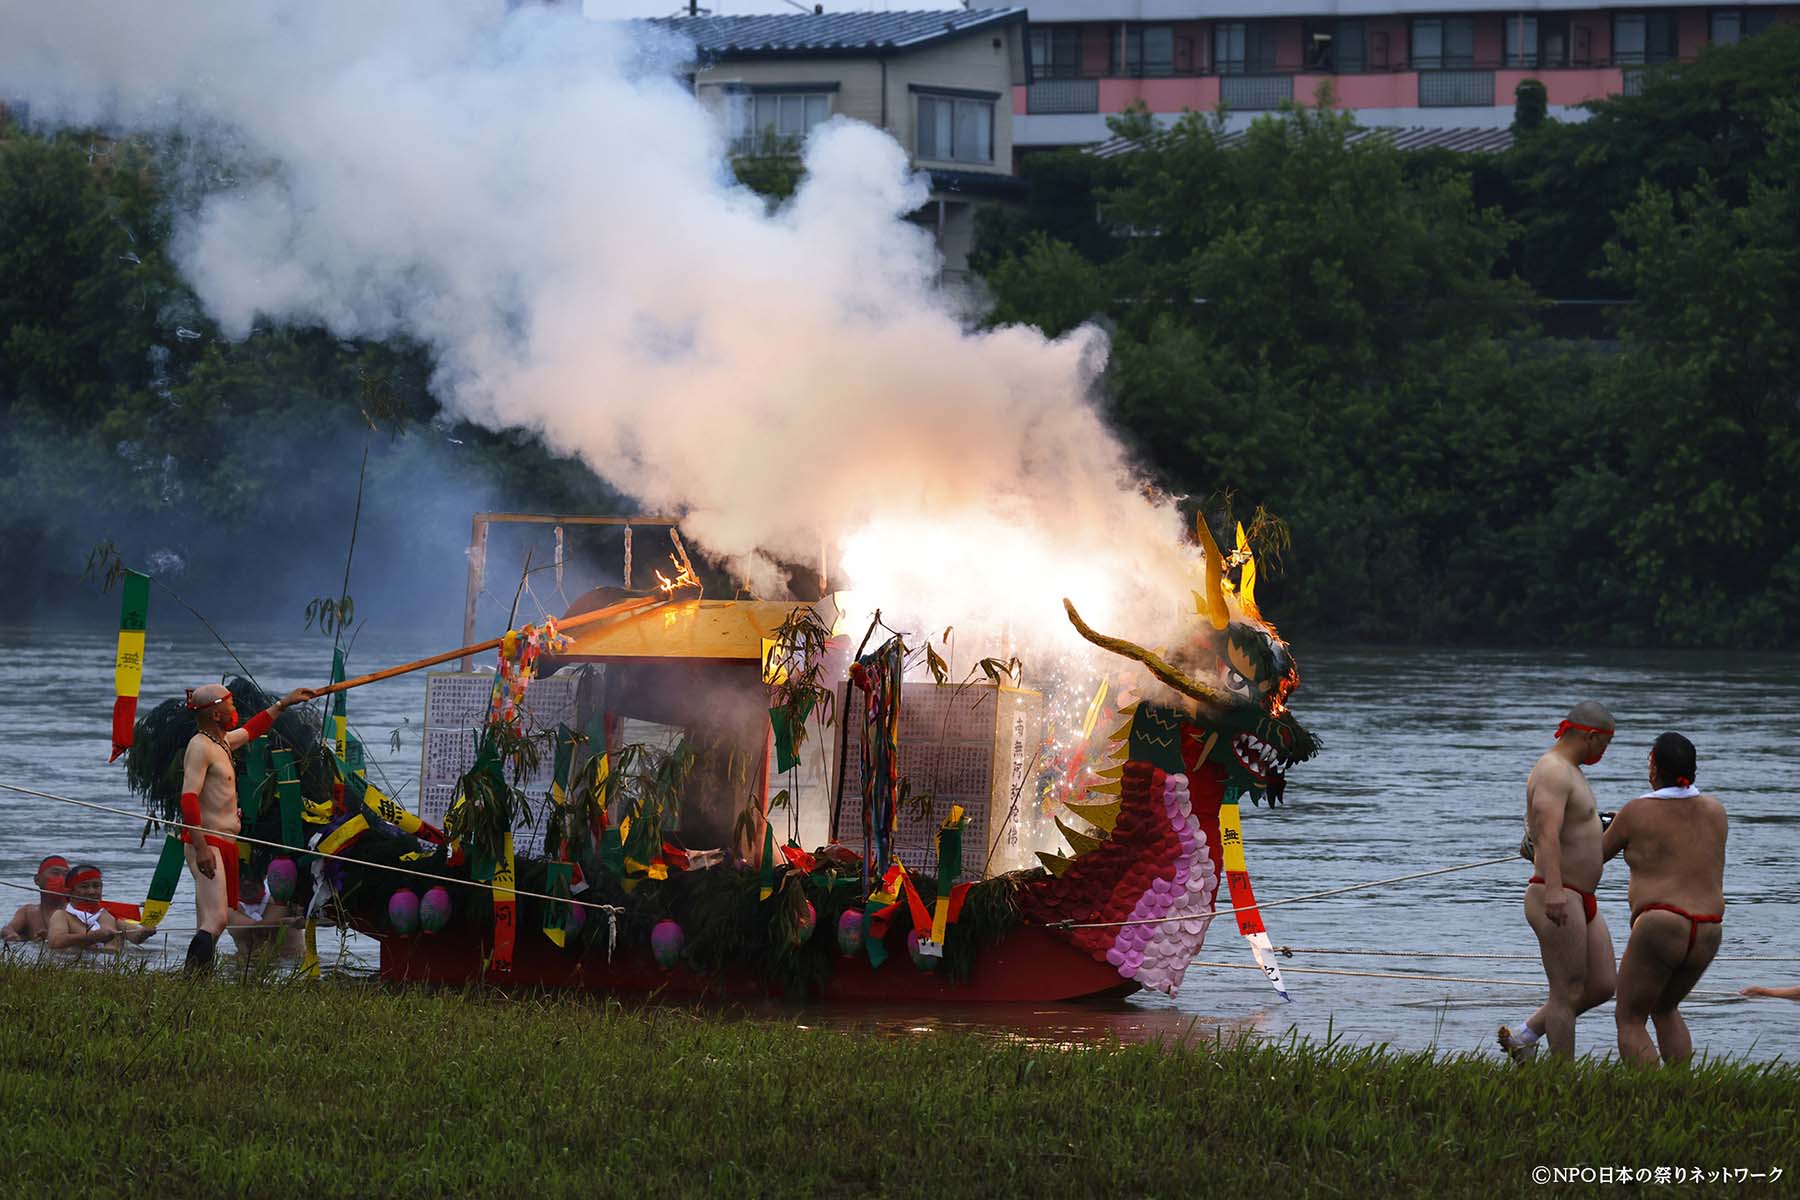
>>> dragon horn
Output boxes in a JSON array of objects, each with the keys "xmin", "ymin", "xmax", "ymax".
[
  {"xmin": 1063, "ymin": 599, "xmax": 1229, "ymax": 707},
  {"xmin": 1195, "ymin": 518, "xmax": 1230, "ymax": 631},
  {"xmin": 1235, "ymin": 521, "xmax": 1260, "ymax": 620}
]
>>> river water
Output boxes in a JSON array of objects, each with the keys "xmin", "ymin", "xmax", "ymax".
[{"xmin": 4, "ymin": 623, "xmax": 1796, "ymax": 1062}]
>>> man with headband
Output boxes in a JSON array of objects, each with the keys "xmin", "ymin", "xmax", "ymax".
[
  {"xmin": 1603, "ymin": 731, "xmax": 1728, "ymax": 1066},
  {"xmin": 1500, "ymin": 701, "xmax": 1619, "ymax": 1060},
  {"xmin": 179, "ymin": 682, "xmax": 315, "ymax": 972},
  {"xmin": 3, "ymin": 856, "xmax": 70, "ymax": 942},
  {"xmin": 48, "ymin": 863, "xmax": 155, "ymax": 951}
]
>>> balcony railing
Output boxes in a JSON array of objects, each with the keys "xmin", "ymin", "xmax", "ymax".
[
  {"xmin": 1220, "ymin": 74, "xmax": 1293, "ymax": 111},
  {"xmin": 1027, "ymin": 78, "xmax": 1099, "ymax": 114},
  {"xmin": 1418, "ymin": 69, "xmax": 1496, "ymax": 107}
]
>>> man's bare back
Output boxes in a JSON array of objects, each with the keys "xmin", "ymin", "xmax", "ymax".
[{"xmin": 1604, "ymin": 731, "xmax": 1726, "ymax": 1067}]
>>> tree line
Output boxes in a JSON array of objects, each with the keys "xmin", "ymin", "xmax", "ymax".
[
  {"xmin": 3, "ymin": 27, "xmax": 1798, "ymax": 645},
  {"xmin": 974, "ymin": 26, "xmax": 1800, "ymax": 647}
]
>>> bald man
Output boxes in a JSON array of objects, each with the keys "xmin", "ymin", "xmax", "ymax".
[
  {"xmin": 1500, "ymin": 701, "xmax": 1619, "ymax": 1060},
  {"xmin": 179, "ymin": 683, "xmax": 313, "ymax": 972}
]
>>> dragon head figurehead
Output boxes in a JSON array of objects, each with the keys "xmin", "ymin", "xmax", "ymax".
[
  {"xmin": 1063, "ymin": 517, "xmax": 1318, "ymax": 806},
  {"xmin": 1026, "ymin": 518, "xmax": 1319, "ymax": 997}
]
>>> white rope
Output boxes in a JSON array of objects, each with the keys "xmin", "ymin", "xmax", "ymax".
[
  {"xmin": 0, "ymin": 780, "xmax": 624, "ymax": 919},
  {"xmin": 1051, "ymin": 854, "xmax": 1521, "ymax": 930},
  {"xmin": 1275, "ymin": 944, "xmax": 1800, "ymax": 964},
  {"xmin": 1185, "ymin": 958, "xmax": 1749, "ymax": 999}
]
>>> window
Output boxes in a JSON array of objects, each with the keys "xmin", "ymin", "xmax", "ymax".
[
  {"xmin": 1029, "ymin": 26, "xmax": 1082, "ymax": 79},
  {"xmin": 1121, "ymin": 25, "xmax": 1177, "ymax": 77},
  {"xmin": 1711, "ymin": 9, "xmax": 1778, "ymax": 45},
  {"xmin": 917, "ymin": 92, "xmax": 994, "ymax": 164},
  {"xmin": 1411, "ymin": 17, "xmax": 1475, "ymax": 69},
  {"xmin": 1303, "ymin": 19, "xmax": 1366, "ymax": 72},
  {"xmin": 1538, "ymin": 14, "xmax": 1571, "ymax": 67},
  {"xmin": 1214, "ymin": 21, "xmax": 1278, "ymax": 74},
  {"xmin": 1504, "ymin": 15, "xmax": 1536, "ymax": 67},
  {"xmin": 729, "ymin": 89, "xmax": 832, "ymax": 155},
  {"xmin": 1613, "ymin": 12, "xmax": 1676, "ymax": 64}
]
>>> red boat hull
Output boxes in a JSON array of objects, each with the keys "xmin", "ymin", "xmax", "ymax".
[{"xmin": 379, "ymin": 922, "xmax": 1137, "ymax": 1003}]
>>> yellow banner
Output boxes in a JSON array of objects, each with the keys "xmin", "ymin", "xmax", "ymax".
[
  {"xmin": 114, "ymin": 630, "xmax": 146, "ymax": 698},
  {"xmin": 1220, "ymin": 802, "xmax": 1248, "ymax": 873}
]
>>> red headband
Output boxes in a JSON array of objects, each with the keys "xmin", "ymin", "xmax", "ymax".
[
  {"xmin": 1675, "ymin": 775, "xmax": 1693, "ymax": 787},
  {"xmin": 38, "ymin": 855, "xmax": 69, "ymax": 877},
  {"xmin": 186, "ymin": 688, "xmax": 233, "ymax": 711},
  {"xmin": 65, "ymin": 866, "xmax": 101, "ymax": 889},
  {"xmin": 1555, "ymin": 720, "xmax": 1612, "ymax": 739}
]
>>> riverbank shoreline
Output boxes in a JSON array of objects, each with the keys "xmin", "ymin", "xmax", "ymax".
[{"xmin": 3, "ymin": 960, "xmax": 1793, "ymax": 1196}]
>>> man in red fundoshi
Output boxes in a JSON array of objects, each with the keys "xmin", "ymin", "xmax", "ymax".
[
  {"xmin": 179, "ymin": 683, "xmax": 314, "ymax": 972},
  {"xmin": 1502, "ymin": 700, "xmax": 1618, "ymax": 1061}
]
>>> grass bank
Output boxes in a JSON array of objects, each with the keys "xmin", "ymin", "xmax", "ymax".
[{"xmin": 1, "ymin": 960, "xmax": 1794, "ymax": 1198}]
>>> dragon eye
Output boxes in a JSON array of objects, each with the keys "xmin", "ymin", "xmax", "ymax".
[{"xmin": 1224, "ymin": 666, "xmax": 1253, "ymax": 698}]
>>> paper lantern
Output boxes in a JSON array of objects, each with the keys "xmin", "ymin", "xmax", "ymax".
[
  {"xmin": 650, "ymin": 919, "xmax": 684, "ymax": 969},
  {"xmin": 265, "ymin": 857, "xmax": 298, "ymax": 902},
  {"xmin": 387, "ymin": 890, "xmax": 420, "ymax": 935},
  {"xmin": 907, "ymin": 927, "xmax": 939, "ymax": 972},
  {"xmin": 835, "ymin": 909, "xmax": 864, "ymax": 957},
  {"xmin": 419, "ymin": 886, "xmax": 453, "ymax": 934}
]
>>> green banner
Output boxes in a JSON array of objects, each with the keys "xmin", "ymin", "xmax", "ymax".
[
  {"xmin": 140, "ymin": 834, "xmax": 185, "ymax": 928},
  {"xmin": 542, "ymin": 860, "xmax": 573, "ymax": 944},
  {"xmin": 273, "ymin": 748, "xmax": 303, "ymax": 849},
  {"xmin": 237, "ymin": 738, "xmax": 271, "ymax": 830}
]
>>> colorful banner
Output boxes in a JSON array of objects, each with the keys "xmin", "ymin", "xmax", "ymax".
[
  {"xmin": 273, "ymin": 749, "xmax": 303, "ymax": 848},
  {"xmin": 237, "ymin": 737, "xmax": 270, "ymax": 867},
  {"xmin": 139, "ymin": 834, "xmax": 185, "ymax": 929},
  {"xmin": 542, "ymin": 861, "xmax": 573, "ymax": 948},
  {"xmin": 301, "ymin": 918, "xmax": 319, "ymax": 979},
  {"xmin": 1219, "ymin": 798, "xmax": 1289, "ymax": 1001},
  {"xmin": 109, "ymin": 570, "xmax": 150, "ymax": 761},
  {"xmin": 491, "ymin": 832, "xmax": 517, "ymax": 974},
  {"xmin": 330, "ymin": 648, "xmax": 349, "ymax": 763},
  {"xmin": 929, "ymin": 804, "xmax": 966, "ymax": 945}
]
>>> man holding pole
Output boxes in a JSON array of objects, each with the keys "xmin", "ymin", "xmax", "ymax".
[{"xmin": 179, "ymin": 683, "xmax": 314, "ymax": 972}]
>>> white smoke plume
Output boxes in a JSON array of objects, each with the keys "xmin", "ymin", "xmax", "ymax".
[{"xmin": 1, "ymin": 0, "xmax": 1202, "ymax": 658}]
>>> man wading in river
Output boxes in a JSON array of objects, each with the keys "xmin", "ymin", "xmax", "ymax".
[
  {"xmin": 1500, "ymin": 701, "xmax": 1619, "ymax": 1061},
  {"xmin": 1603, "ymin": 732, "xmax": 1727, "ymax": 1067},
  {"xmin": 179, "ymin": 683, "xmax": 314, "ymax": 972}
]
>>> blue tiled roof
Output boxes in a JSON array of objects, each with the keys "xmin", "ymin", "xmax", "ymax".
[{"xmin": 647, "ymin": 8, "xmax": 1025, "ymax": 59}]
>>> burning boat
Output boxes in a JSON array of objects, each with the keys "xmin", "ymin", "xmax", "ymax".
[{"xmin": 126, "ymin": 515, "xmax": 1317, "ymax": 1003}]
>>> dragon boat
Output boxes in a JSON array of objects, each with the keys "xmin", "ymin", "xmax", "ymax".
[{"xmin": 123, "ymin": 518, "xmax": 1317, "ymax": 1004}]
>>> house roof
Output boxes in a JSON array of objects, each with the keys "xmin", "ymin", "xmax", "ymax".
[
  {"xmin": 647, "ymin": 8, "xmax": 1026, "ymax": 60},
  {"xmin": 1087, "ymin": 124, "xmax": 1516, "ymax": 158}
]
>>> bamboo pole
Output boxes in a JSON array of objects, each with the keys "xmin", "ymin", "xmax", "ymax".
[{"xmin": 313, "ymin": 592, "xmax": 675, "ymax": 697}]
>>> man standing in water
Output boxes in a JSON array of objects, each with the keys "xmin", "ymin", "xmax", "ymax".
[
  {"xmin": 180, "ymin": 683, "xmax": 313, "ymax": 972},
  {"xmin": 1603, "ymin": 732, "xmax": 1727, "ymax": 1066},
  {"xmin": 3, "ymin": 856, "xmax": 69, "ymax": 942},
  {"xmin": 1499, "ymin": 701, "xmax": 1618, "ymax": 1060}
]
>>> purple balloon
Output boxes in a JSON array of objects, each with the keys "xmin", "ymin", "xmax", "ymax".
[
  {"xmin": 419, "ymin": 886, "xmax": 453, "ymax": 934},
  {"xmin": 650, "ymin": 919, "xmax": 684, "ymax": 969},
  {"xmin": 387, "ymin": 890, "xmax": 420, "ymax": 935},
  {"xmin": 835, "ymin": 909, "xmax": 864, "ymax": 957},
  {"xmin": 265, "ymin": 857, "xmax": 298, "ymax": 902}
]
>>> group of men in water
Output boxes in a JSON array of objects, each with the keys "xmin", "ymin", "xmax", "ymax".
[
  {"xmin": 2, "ymin": 856, "xmax": 156, "ymax": 951},
  {"xmin": 1502, "ymin": 701, "xmax": 1794, "ymax": 1067}
]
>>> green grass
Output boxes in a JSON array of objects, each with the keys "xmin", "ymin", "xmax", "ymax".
[{"xmin": 1, "ymin": 960, "xmax": 1794, "ymax": 1198}]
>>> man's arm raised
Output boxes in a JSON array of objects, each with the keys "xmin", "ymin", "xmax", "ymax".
[
  {"xmin": 226, "ymin": 688, "xmax": 317, "ymax": 751},
  {"xmin": 1528, "ymin": 767, "xmax": 1572, "ymax": 926}
]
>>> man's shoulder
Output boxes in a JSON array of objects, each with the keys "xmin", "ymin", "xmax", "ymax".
[{"xmin": 1527, "ymin": 751, "xmax": 1574, "ymax": 789}]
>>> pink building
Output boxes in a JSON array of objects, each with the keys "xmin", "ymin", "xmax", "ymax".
[{"xmin": 966, "ymin": 2, "xmax": 1795, "ymax": 156}]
